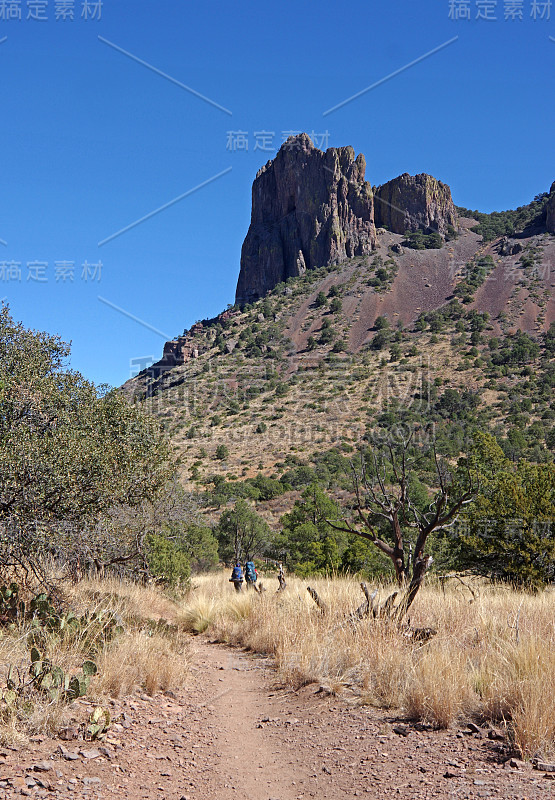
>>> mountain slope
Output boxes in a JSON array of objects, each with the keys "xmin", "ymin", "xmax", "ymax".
[{"xmin": 123, "ymin": 137, "xmax": 554, "ymax": 510}]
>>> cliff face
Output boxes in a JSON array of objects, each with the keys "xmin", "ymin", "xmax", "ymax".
[
  {"xmin": 374, "ymin": 173, "xmax": 457, "ymax": 235},
  {"xmin": 546, "ymin": 182, "xmax": 555, "ymax": 234},
  {"xmin": 235, "ymin": 134, "xmax": 459, "ymax": 305},
  {"xmin": 235, "ymin": 134, "xmax": 376, "ymax": 306}
]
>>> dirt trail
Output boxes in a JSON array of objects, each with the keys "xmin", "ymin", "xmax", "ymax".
[{"xmin": 1, "ymin": 638, "xmax": 554, "ymax": 799}]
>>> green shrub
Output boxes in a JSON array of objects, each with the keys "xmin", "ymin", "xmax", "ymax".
[
  {"xmin": 215, "ymin": 444, "xmax": 229, "ymax": 460},
  {"xmin": 145, "ymin": 533, "xmax": 191, "ymax": 588}
]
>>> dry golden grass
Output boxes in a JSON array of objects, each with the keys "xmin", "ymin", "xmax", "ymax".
[
  {"xmin": 184, "ymin": 572, "xmax": 555, "ymax": 759},
  {"xmin": 65, "ymin": 575, "xmax": 180, "ymax": 623},
  {"xmin": 93, "ymin": 629, "xmax": 189, "ymax": 698},
  {"xmin": 0, "ymin": 576, "xmax": 189, "ymax": 744}
]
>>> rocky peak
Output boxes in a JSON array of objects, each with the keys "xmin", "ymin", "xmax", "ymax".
[
  {"xmin": 374, "ymin": 173, "xmax": 457, "ymax": 236},
  {"xmin": 235, "ymin": 134, "xmax": 460, "ymax": 305},
  {"xmin": 235, "ymin": 134, "xmax": 376, "ymax": 306}
]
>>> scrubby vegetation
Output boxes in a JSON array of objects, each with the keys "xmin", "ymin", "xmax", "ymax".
[
  {"xmin": 457, "ymin": 192, "xmax": 550, "ymax": 242},
  {"xmin": 0, "ymin": 575, "xmax": 189, "ymax": 745}
]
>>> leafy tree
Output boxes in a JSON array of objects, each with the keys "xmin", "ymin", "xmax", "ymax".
[
  {"xmin": 374, "ymin": 315, "xmax": 390, "ymax": 330},
  {"xmin": 370, "ymin": 330, "xmax": 391, "ymax": 350},
  {"xmin": 389, "ymin": 343, "xmax": 402, "ymax": 362},
  {"xmin": 315, "ymin": 291, "xmax": 327, "ymax": 308},
  {"xmin": 319, "ymin": 326, "xmax": 335, "ymax": 345},
  {"xmin": 0, "ymin": 306, "xmax": 172, "ymax": 585},
  {"xmin": 215, "ymin": 444, "xmax": 229, "ymax": 460},
  {"xmin": 181, "ymin": 524, "xmax": 219, "ymax": 573},
  {"xmin": 330, "ymin": 297, "xmax": 342, "ymax": 313},
  {"xmin": 145, "ymin": 533, "xmax": 190, "ymax": 588},
  {"xmin": 452, "ymin": 432, "xmax": 555, "ymax": 587},
  {"xmin": 275, "ymin": 485, "xmax": 348, "ymax": 576},
  {"xmin": 216, "ymin": 499, "xmax": 273, "ymax": 563},
  {"xmin": 403, "ymin": 230, "xmax": 443, "ymax": 250}
]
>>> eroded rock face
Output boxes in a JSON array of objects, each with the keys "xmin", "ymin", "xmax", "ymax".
[
  {"xmin": 374, "ymin": 173, "xmax": 457, "ymax": 236},
  {"xmin": 546, "ymin": 181, "xmax": 555, "ymax": 234},
  {"xmin": 235, "ymin": 133, "xmax": 376, "ymax": 305}
]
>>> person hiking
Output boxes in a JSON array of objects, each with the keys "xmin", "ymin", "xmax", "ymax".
[
  {"xmin": 230, "ymin": 562, "xmax": 244, "ymax": 592},
  {"xmin": 245, "ymin": 560, "xmax": 257, "ymax": 589}
]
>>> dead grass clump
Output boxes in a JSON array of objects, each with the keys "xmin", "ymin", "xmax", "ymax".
[
  {"xmin": 94, "ymin": 629, "xmax": 189, "ymax": 698},
  {"xmin": 66, "ymin": 576, "xmax": 181, "ymax": 625},
  {"xmin": 404, "ymin": 647, "xmax": 476, "ymax": 728},
  {"xmin": 180, "ymin": 596, "xmax": 220, "ymax": 634}
]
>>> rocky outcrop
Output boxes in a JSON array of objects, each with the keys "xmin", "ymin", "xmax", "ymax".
[
  {"xmin": 235, "ymin": 135, "xmax": 460, "ymax": 304},
  {"xmin": 235, "ymin": 134, "xmax": 376, "ymax": 306},
  {"xmin": 374, "ymin": 173, "xmax": 457, "ymax": 236},
  {"xmin": 546, "ymin": 181, "xmax": 555, "ymax": 234}
]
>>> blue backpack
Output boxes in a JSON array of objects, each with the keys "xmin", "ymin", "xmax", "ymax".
[
  {"xmin": 231, "ymin": 565, "xmax": 243, "ymax": 581},
  {"xmin": 245, "ymin": 561, "xmax": 256, "ymax": 581}
]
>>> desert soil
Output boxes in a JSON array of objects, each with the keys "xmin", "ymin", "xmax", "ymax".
[{"xmin": 1, "ymin": 638, "xmax": 553, "ymax": 800}]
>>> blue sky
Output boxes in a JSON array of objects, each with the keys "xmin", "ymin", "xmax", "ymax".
[{"xmin": 1, "ymin": 0, "xmax": 553, "ymax": 387}]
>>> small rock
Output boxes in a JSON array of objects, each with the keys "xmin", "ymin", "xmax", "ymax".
[
  {"xmin": 79, "ymin": 748, "xmax": 102, "ymax": 760},
  {"xmin": 505, "ymin": 757, "xmax": 525, "ymax": 769},
  {"xmin": 467, "ymin": 722, "xmax": 481, "ymax": 734},
  {"xmin": 474, "ymin": 779, "xmax": 486, "ymax": 786},
  {"xmin": 393, "ymin": 725, "xmax": 410, "ymax": 737},
  {"xmin": 488, "ymin": 728, "xmax": 504, "ymax": 740},
  {"xmin": 536, "ymin": 762, "xmax": 555, "ymax": 772},
  {"xmin": 444, "ymin": 771, "xmax": 459, "ymax": 779},
  {"xmin": 33, "ymin": 763, "xmax": 52, "ymax": 773},
  {"xmin": 59, "ymin": 727, "xmax": 79, "ymax": 741},
  {"xmin": 58, "ymin": 746, "xmax": 79, "ymax": 761},
  {"xmin": 322, "ymin": 766, "xmax": 331, "ymax": 775},
  {"xmin": 83, "ymin": 777, "xmax": 101, "ymax": 786}
]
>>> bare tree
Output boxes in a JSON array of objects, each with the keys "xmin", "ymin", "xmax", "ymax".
[{"xmin": 323, "ymin": 439, "xmax": 476, "ymax": 621}]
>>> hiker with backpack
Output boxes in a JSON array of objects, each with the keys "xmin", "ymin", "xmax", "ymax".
[
  {"xmin": 230, "ymin": 562, "xmax": 244, "ymax": 592},
  {"xmin": 244, "ymin": 560, "xmax": 257, "ymax": 589}
]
